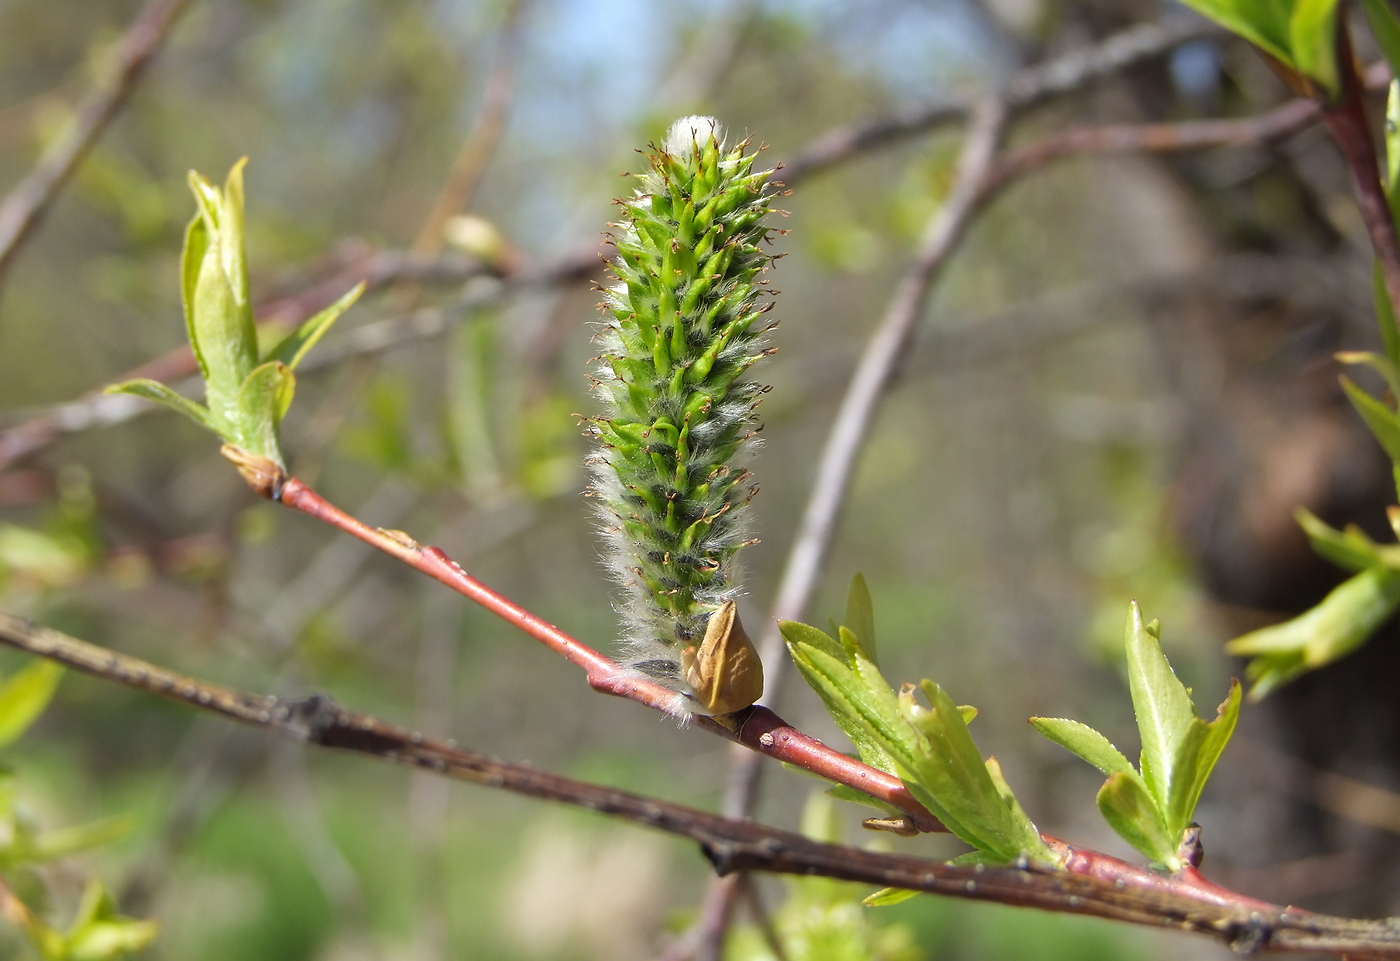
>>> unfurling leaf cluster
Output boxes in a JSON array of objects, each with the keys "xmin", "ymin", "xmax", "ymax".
[
  {"xmin": 782, "ymin": 576, "xmax": 1053, "ymax": 868},
  {"xmin": 106, "ymin": 159, "xmax": 363, "ymax": 470},
  {"xmin": 1033, "ymin": 602, "xmax": 1240, "ymax": 870},
  {"xmin": 1173, "ymin": 0, "xmax": 1400, "ymax": 695},
  {"xmin": 587, "ymin": 116, "xmax": 778, "ymax": 713}
]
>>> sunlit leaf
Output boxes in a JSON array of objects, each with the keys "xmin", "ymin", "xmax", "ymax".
[
  {"xmin": 233, "ymin": 360, "xmax": 295, "ymax": 466},
  {"xmin": 1096, "ymin": 770, "xmax": 1177, "ymax": 868},
  {"xmin": 1227, "ymin": 566, "xmax": 1400, "ymax": 697},
  {"xmin": 1341, "ymin": 376, "xmax": 1400, "ymax": 465},
  {"xmin": 0, "ymin": 660, "xmax": 63, "ymax": 749},
  {"xmin": 843, "ymin": 573, "xmax": 877, "ymax": 666},
  {"xmin": 265, "ymin": 281, "xmax": 365, "ymax": 371},
  {"xmin": 1386, "ymin": 86, "xmax": 1400, "ymax": 233},
  {"xmin": 103, "ymin": 379, "xmax": 214, "ymax": 432},
  {"xmin": 63, "ymin": 880, "xmax": 158, "ymax": 961},
  {"xmin": 1294, "ymin": 508, "xmax": 1392, "ymax": 573},
  {"xmin": 897, "ymin": 681, "xmax": 1050, "ymax": 862},
  {"xmin": 1124, "ymin": 602, "xmax": 1195, "ymax": 807},
  {"xmin": 1288, "ymin": 0, "xmax": 1342, "ymax": 96},
  {"xmin": 1173, "ymin": 0, "xmax": 1294, "ymax": 66},
  {"xmin": 781, "ymin": 624, "xmax": 903, "ymax": 776},
  {"xmin": 1029, "ymin": 717, "xmax": 1134, "ymax": 778},
  {"xmin": 1165, "ymin": 681, "xmax": 1241, "ymax": 833},
  {"xmin": 1338, "ymin": 350, "xmax": 1400, "ymax": 404},
  {"xmin": 863, "ymin": 887, "xmax": 919, "ymax": 907}
]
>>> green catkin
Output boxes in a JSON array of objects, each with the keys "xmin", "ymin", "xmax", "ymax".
[{"xmin": 587, "ymin": 116, "xmax": 780, "ymax": 714}]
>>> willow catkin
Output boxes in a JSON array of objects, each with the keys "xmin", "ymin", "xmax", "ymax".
[{"xmin": 587, "ymin": 116, "xmax": 780, "ymax": 715}]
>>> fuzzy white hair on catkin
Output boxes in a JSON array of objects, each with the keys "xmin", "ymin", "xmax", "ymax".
[
  {"xmin": 663, "ymin": 115, "xmax": 721, "ymax": 159},
  {"xmin": 588, "ymin": 114, "xmax": 770, "ymax": 717}
]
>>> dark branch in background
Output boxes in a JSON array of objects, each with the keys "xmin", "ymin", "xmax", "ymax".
[
  {"xmin": 0, "ymin": 0, "xmax": 192, "ymax": 290},
  {"xmin": 2, "ymin": 611, "xmax": 1400, "ymax": 957}
]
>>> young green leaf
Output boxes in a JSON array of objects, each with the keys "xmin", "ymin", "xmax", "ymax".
[
  {"xmin": 1338, "ymin": 351, "xmax": 1400, "ymax": 404},
  {"xmin": 1294, "ymin": 508, "xmax": 1392, "ymax": 573},
  {"xmin": 63, "ymin": 880, "xmax": 159, "ymax": 961},
  {"xmin": 896, "ymin": 681, "xmax": 1051, "ymax": 862},
  {"xmin": 1288, "ymin": 0, "xmax": 1342, "ymax": 97},
  {"xmin": 0, "ymin": 660, "xmax": 63, "ymax": 749},
  {"xmin": 1029, "ymin": 717, "xmax": 1133, "ymax": 778},
  {"xmin": 1341, "ymin": 376, "xmax": 1400, "ymax": 465},
  {"xmin": 1173, "ymin": 0, "xmax": 1294, "ymax": 66},
  {"xmin": 184, "ymin": 162, "xmax": 258, "ymax": 436},
  {"xmin": 863, "ymin": 887, "xmax": 919, "ymax": 907},
  {"xmin": 784, "ymin": 619, "xmax": 1052, "ymax": 862},
  {"xmin": 1096, "ymin": 770, "xmax": 1177, "ymax": 867},
  {"xmin": 232, "ymin": 361, "xmax": 295, "ymax": 466},
  {"xmin": 1375, "ymin": 260, "xmax": 1400, "ymax": 375},
  {"xmin": 781, "ymin": 623, "xmax": 903, "ymax": 776},
  {"xmin": 1124, "ymin": 601, "xmax": 1196, "ymax": 806},
  {"xmin": 1227, "ymin": 565, "xmax": 1400, "ymax": 697},
  {"xmin": 265, "ymin": 281, "xmax": 365, "ymax": 371},
  {"xmin": 1387, "ymin": 86, "xmax": 1400, "ymax": 235},
  {"xmin": 1039, "ymin": 604, "xmax": 1241, "ymax": 868},
  {"xmin": 1164, "ymin": 681, "xmax": 1242, "ymax": 833},
  {"xmin": 781, "ymin": 619, "xmax": 846, "ymax": 662},
  {"xmin": 843, "ymin": 573, "xmax": 878, "ymax": 666},
  {"xmin": 103, "ymin": 379, "xmax": 215, "ymax": 432}
]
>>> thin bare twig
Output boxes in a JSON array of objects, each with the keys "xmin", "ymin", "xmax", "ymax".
[
  {"xmin": 0, "ymin": 0, "xmax": 192, "ymax": 289},
  {"xmin": 410, "ymin": 0, "xmax": 529, "ymax": 260},
  {"xmin": 0, "ymin": 611, "xmax": 1397, "ymax": 957},
  {"xmin": 780, "ymin": 15, "xmax": 1220, "ymax": 181},
  {"xmin": 986, "ymin": 97, "xmax": 1321, "ymax": 191}
]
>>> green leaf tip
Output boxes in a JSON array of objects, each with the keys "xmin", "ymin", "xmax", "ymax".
[
  {"xmin": 783, "ymin": 590, "xmax": 1054, "ymax": 866},
  {"xmin": 0, "ymin": 659, "xmax": 63, "ymax": 749},
  {"xmin": 1035, "ymin": 603, "xmax": 1241, "ymax": 869},
  {"xmin": 1227, "ymin": 566, "xmax": 1400, "ymax": 698},
  {"xmin": 589, "ymin": 116, "xmax": 781, "ymax": 715}
]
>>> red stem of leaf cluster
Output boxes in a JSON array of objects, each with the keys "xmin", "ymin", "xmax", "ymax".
[
  {"xmin": 271, "ymin": 467, "xmax": 1291, "ymax": 913},
  {"xmin": 274, "ymin": 473, "xmax": 950, "ymax": 834}
]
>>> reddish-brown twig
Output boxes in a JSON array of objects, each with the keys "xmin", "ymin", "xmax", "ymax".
[
  {"xmin": 214, "ymin": 448, "xmax": 947, "ymax": 832},
  {"xmin": 0, "ymin": 0, "xmax": 192, "ymax": 288},
  {"xmin": 0, "ymin": 610, "xmax": 1393, "ymax": 957},
  {"xmin": 1319, "ymin": 22, "xmax": 1400, "ymax": 322}
]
